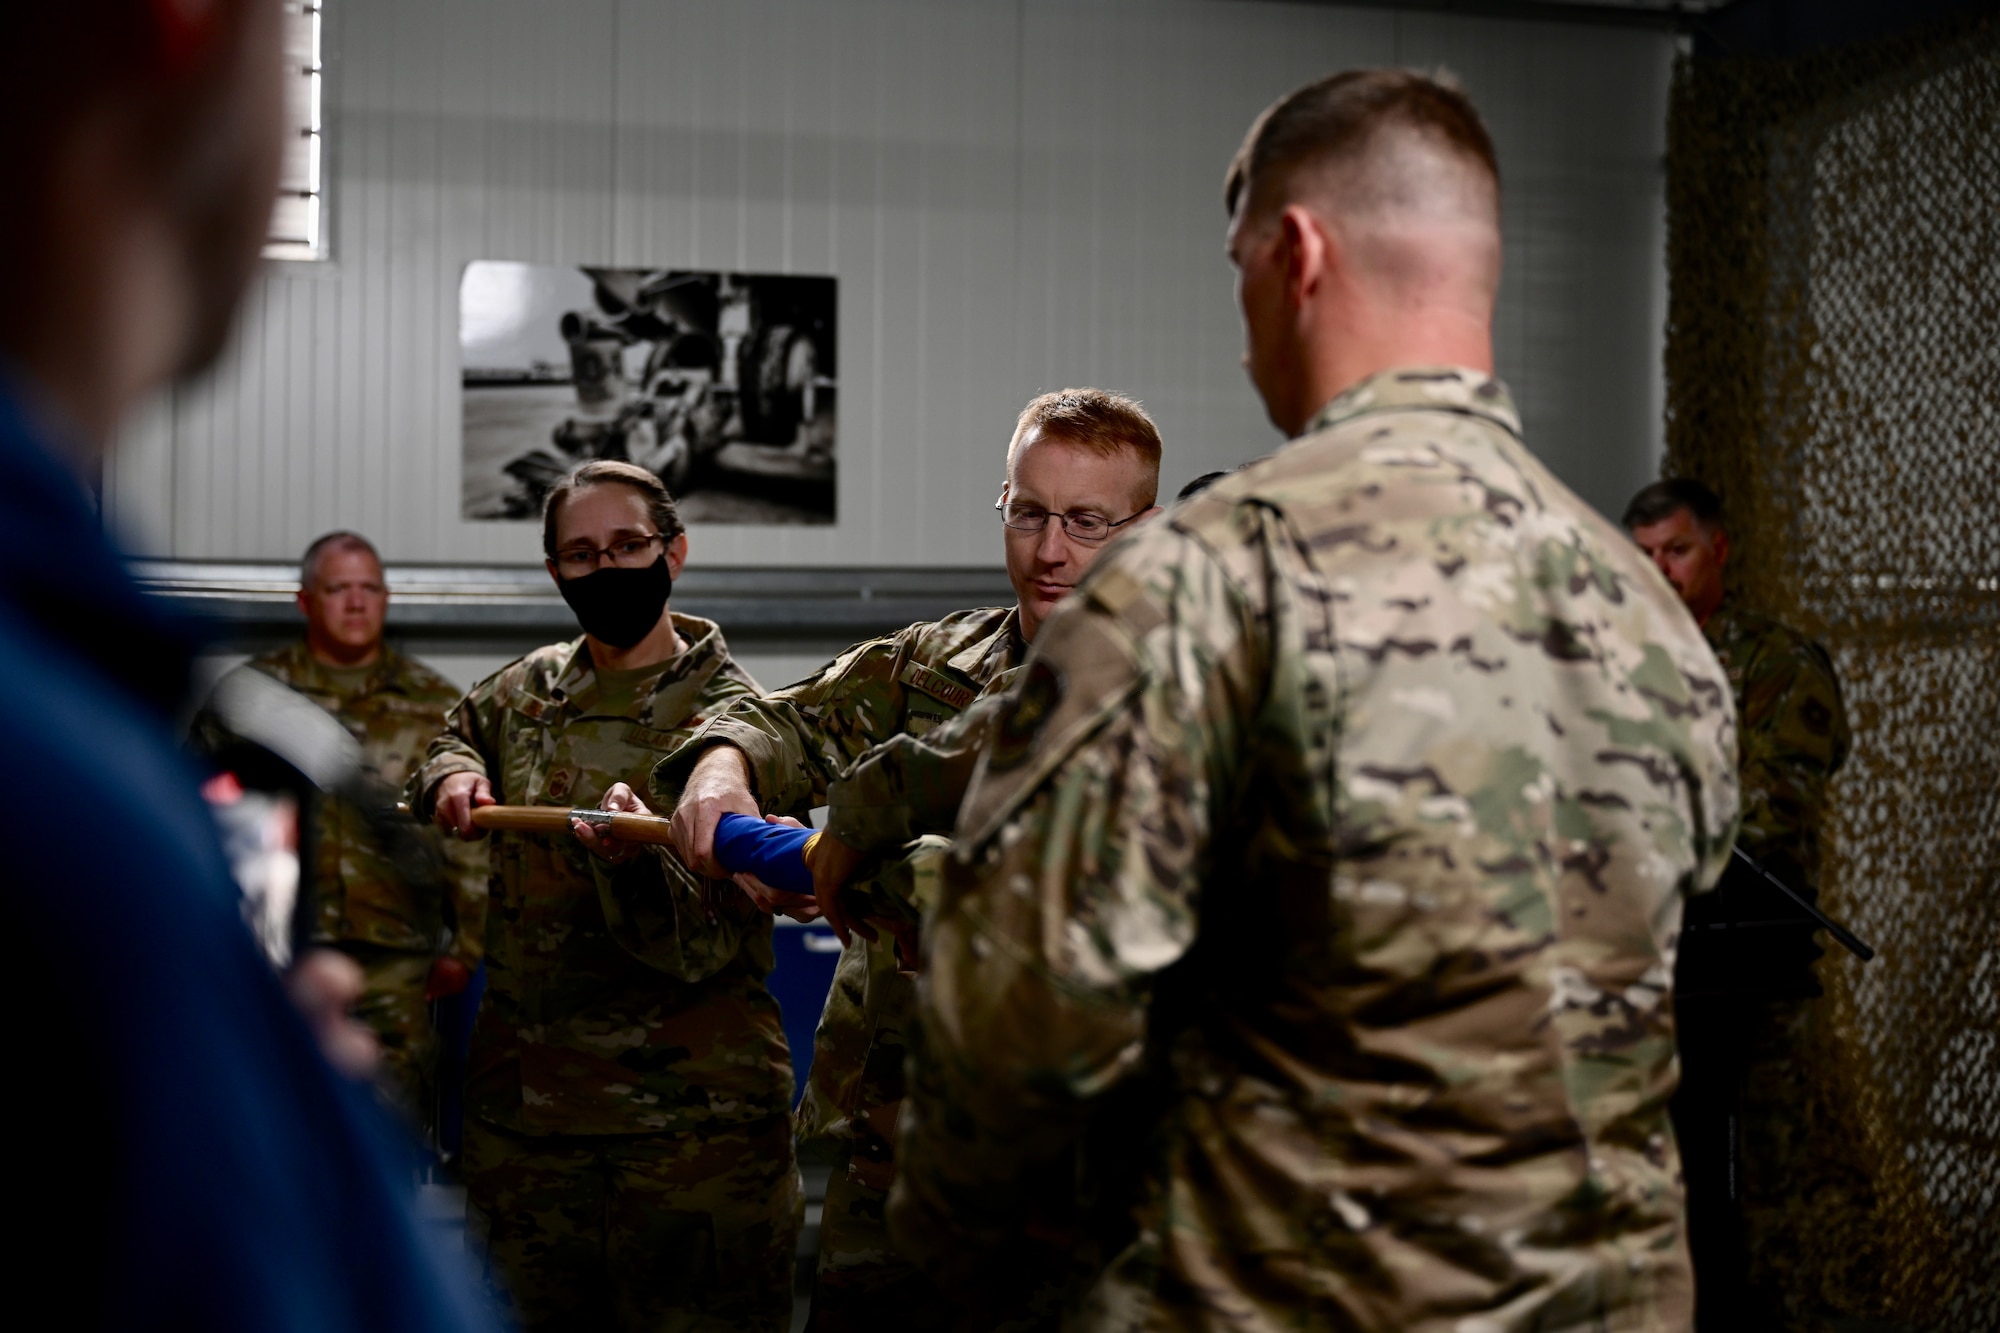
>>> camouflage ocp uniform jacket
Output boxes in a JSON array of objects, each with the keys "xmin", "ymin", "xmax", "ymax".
[
  {"xmin": 1703, "ymin": 601, "xmax": 1849, "ymax": 888},
  {"xmin": 889, "ymin": 368, "xmax": 1741, "ymax": 1333},
  {"xmin": 654, "ymin": 606, "xmax": 1024, "ymax": 1174},
  {"xmin": 410, "ymin": 615, "xmax": 792, "ymax": 1137},
  {"xmin": 1683, "ymin": 601, "xmax": 1850, "ymax": 996},
  {"xmin": 192, "ymin": 640, "xmax": 487, "ymax": 962}
]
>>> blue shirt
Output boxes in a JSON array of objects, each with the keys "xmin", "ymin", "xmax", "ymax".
[{"xmin": 0, "ymin": 374, "xmax": 494, "ymax": 1332}]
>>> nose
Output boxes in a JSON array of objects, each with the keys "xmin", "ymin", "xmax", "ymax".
[{"xmin": 1034, "ymin": 520, "xmax": 1069, "ymax": 566}]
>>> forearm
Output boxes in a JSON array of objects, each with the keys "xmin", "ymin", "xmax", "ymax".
[
  {"xmin": 654, "ymin": 702, "xmax": 827, "ymax": 816},
  {"xmin": 825, "ymin": 686, "xmax": 1012, "ymax": 852}
]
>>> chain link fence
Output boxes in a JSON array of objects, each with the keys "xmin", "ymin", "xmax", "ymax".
[{"xmin": 1666, "ymin": 15, "xmax": 1999, "ymax": 1329}]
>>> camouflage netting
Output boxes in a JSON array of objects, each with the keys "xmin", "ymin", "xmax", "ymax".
[{"xmin": 1666, "ymin": 15, "xmax": 1999, "ymax": 1329}]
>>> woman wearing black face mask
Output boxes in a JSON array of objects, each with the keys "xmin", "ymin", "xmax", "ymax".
[{"xmin": 409, "ymin": 461, "xmax": 801, "ymax": 1332}]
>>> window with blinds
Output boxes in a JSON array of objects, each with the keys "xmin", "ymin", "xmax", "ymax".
[{"xmin": 265, "ymin": 3, "xmax": 324, "ymax": 261}]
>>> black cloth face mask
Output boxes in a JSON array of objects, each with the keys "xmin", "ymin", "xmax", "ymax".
[{"xmin": 557, "ymin": 556, "xmax": 673, "ymax": 649}]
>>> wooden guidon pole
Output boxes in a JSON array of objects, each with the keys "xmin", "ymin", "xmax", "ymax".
[{"xmin": 394, "ymin": 802, "xmax": 676, "ymax": 845}]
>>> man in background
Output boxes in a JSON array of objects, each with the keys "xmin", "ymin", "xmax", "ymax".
[
  {"xmin": 890, "ymin": 69, "xmax": 1738, "ymax": 1332},
  {"xmin": 651, "ymin": 387, "xmax": 1165, "ymax": 1331},
  {"xmin": 193, "ymin": 530, "xmax": 488, "ymax": 1123},
  {"xmin": 1626, "ymin": 478, "xmax": 1853, "ymax": 1330},
  {"xmin": 0, "ymin": 1, "xmax": 488, "ymax": 1327}
]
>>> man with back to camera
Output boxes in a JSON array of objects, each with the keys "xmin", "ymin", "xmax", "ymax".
[
  {"xmin": 623, "ymin": 387, "xmax": 1164, "ymax": 1331},
  {"xmin": 1624, "ymin": 478, "xmax": 1852, "ymax": 1330},
  {"xmin": 411, "ymin": 460, "xmax": 800, "ymax": 1332},
  {"xmin": 191, "ymin": 531, "xmax": 489, "ymax": 1122},
  {"xmin": 0, "ymin": 1, "xmax": 491, "ymax": 1327},
  {"xmin": 888, "ymin": 70, "xmax": 1740, "ymax": 1332}
]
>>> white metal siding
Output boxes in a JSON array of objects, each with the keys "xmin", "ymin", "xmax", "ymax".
[{"xmin": 107, "ymin": 0, "xmax": 1673, "ymax": 568}]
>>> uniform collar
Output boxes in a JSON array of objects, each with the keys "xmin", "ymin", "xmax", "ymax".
[
  {"xmin": 552, "ymin": 611, "xmax": 730, "ymax": 727},
  {"xmin": 948, "ymin": 606, "xmax": 1027, "ymax": 682},
  {"xmin": 1301, "ymin": 366, "xmax": 1521, "ymax": 442}
]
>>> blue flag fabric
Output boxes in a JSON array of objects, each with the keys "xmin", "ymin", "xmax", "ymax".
[{"xmin": 715, "ymin": 813, "xmax": 817, "ymax": 895}]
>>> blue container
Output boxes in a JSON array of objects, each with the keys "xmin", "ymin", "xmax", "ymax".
[{"xmin": 768, "ymin": 917, "xmax": 844, "ymax": 1105}]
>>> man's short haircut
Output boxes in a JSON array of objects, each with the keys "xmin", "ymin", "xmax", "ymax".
[
  {"xmin": 1622, "ymin": 478, "xmax": 1725, "ymax": 532},
  {"xmin": 542, "ymin": 460, "xmax": 686, "ymax": 558},
  {"xmin": 1224, "ymin": 68, "xmax": 1499, "ymax": 225},
  {"xmin": 1006, "ymin": 388, "xmax": 1164, "ymax": 506},
  {"xmin": 300, "ymin": 531, "xmax": 382, "ymax": 588}
]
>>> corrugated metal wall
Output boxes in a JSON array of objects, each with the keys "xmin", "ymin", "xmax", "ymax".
[{"xmin": 106, "ymin": 0, "xmax": 1673, "ymax": 569}]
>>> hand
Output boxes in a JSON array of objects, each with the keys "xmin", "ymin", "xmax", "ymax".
[
  {"xmin": 574, "ymin": 781, "xmax": 649, "ymax": 864},
  {"xmin": 809, "ymin": 832, "xmax": 870, "ymax": 947},
  {"xmin": 667, "ymin": 745, "xmax": 759, "ymax": 878},
  {"xmin": 733, "ymin": 871, "xmax": 823, "ymax": 922},
  {"xmin": 284, "ymin": 948, "xmax": 379, "ymax": 1080},
  {"xmin": 433, "ymin": 771, "xmax": 495, "ymax": 840},
  {"xmin": 885, "ymin": 916, "xmax": 922, "ymax": 974},
  {"xmin": 425, "ymin": 956, "xmax": 472, "ymax": 1001}
]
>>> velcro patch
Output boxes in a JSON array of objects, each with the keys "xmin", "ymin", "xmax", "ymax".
[
  {"xmin": 898, "ymin": 661, "xmax": 977, "ymax": 713},
  {"xmin": 956, "ymin": 608, "xmax": 1147, "ymax": 851}
]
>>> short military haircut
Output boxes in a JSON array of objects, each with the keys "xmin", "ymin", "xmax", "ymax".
[
  {"xmin": 300, "ymin": 531, "xmax": 382, "ymax": 587},
  {"xmin": 1224, "ymin": 68, "xmax": 1499, "ymax": 227},
  {"xmin": 1622, "ymin": 478, "xmax": 1725, "ymax": 532},
  {"xmin": 542, "ymin": 460, "xmax": 686, "ymax": 559},
  {"xmin": 1006, "ymin": 388, "xmax": 1164, "ymax": 505}
]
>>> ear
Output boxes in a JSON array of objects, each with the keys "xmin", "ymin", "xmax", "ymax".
[
  {"xmin": 294, "ymin": 588, "xmax": 310, "ymax": 617},
  {"xmin": 666, "ymin": 533, "xmax": 689, "ymax": 581},
  {"xmin": 1711, "ymin": 527, "xmax": 1730, "ymax": 569},
  {"xmin": 544, "ymin": 557, "xmax": 561, "ymax": 586},
  {"xmin": 1278, "ymin": 203, "xmax": 1332, "ymax": 306}
]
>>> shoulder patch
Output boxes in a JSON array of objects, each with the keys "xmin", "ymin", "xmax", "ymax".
[
  {"xmin": 898, "ymin": 660, "xmax": 978, "ymax": 713},
  {"xmin": 955, "ymin": 605, "xmax": 1148, "ymax": 851}
]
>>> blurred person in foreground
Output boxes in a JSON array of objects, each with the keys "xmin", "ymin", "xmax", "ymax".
[
  {"xmin": 889, "ymin": 69, "xmax": 1740, "ymax": 1332},
  {"xmin": 1625, "ymin": 478, "xmax": 1853, "ymax": 1331},
  {"xmin": 412, "ymin": 460, "xmax": 799, "ymax": 1332},
  {"xmin": 192, "ymin": 531, "xmax": 489, "ymax": 1124},
  {"xmin": 0, "ymin": 2, "xmax": 489, "ymax": 1328},
  {"xmin": 644, "ymin": 387, "xmax": 1164, "ymax": 1332}
]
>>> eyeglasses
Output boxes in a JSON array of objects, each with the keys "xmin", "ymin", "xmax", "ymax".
[
  {"xmin": 553, "ymin": 533, "xmax": 664, "ymax": 573},
  {"xmin": 994, "ymin": 500, "xmax": 1145, "ymax": 545}
]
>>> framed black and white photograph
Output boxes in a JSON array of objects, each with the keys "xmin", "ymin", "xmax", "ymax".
[{"xmin": 460, "ymin": 261, "xmax": 836, "ymax": 524}]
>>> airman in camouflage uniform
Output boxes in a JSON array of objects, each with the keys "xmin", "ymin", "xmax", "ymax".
[
  {"xmin": 190, "ymin": 533, "xmax": 488, "ymax": 1120},
  {"xmin": 193, "ymin": 638, "xmax": 487, "ymax": 1111},
  {"xmin": 657, "ymin": 610, "xmax": 1027, "ymax": 1332},
  {"xmin": 1627, "ymin": 478, "xmax": 1854, "ymax": 1329},
  {"xmin": 412, "ymin": 618, "xmax": 798, "ymax": 1331},
  {"xmin": 890, "ymin": 72, "xmax": 1740, "ymax": 1333},
  {"xmin": 414, "ymin": 463, "xmax": 799, "ymax": 1332},
  {"xmin": 658, "ymin": 390, "xmax": 1167, "ymax": 1333},
  {"xmin": 1700, "ymin": 602, "xmax": 1849, "ymax": 894}
]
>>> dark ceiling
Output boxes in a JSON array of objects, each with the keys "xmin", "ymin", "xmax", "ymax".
[{"xmin": 1266, "ymin": 1, "xmax": 1995, "ymax": 56}]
